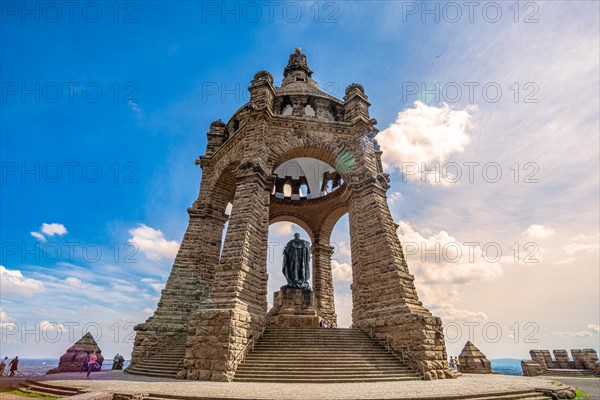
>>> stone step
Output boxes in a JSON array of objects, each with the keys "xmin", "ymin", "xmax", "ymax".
[
  {"xmin": 542, "ymin": 368, "xmax": 598, "ymax": 377},
  {"xmin": 234, "ymin": 328, "xmax": 418, "ymax": 383},
  {"xmin": 17, "ymin": 380, "xmax": 82, "ymax": 397},
  {"xmin": 126, "ymin": 368, "xmax": 181, "ymax": 378},
  {"xmin": 130, "ymin": 364, "xmax": 182, "ymax": 372},
  {"xmin": 139, "ymin": 388, "xmax": 551, "ymax": 400},
  {"xmin": 233, "ymin": 375, "xmax": 420, "ymax": 383}
]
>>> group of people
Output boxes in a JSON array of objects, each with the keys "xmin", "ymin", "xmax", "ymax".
[
  {"xmin": 0, "ymin": 356, "xmax": 19, "ymax": 376},
  {"xmin": 449, "ymin": 356, "xmax": 461, "ymax": 371},
  {"xmin": 319, "ymin": 319, "xmax": 337, "ymax": 328}
]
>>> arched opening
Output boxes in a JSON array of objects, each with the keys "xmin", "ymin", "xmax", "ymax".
[
  {"xmin": 272, "ymin": 157, "xmax": 344, "ymax": 201},
  {"xmin": 266, "ymin": 221, "xmax": 313, "ymax": 311},
  {"xmin": 304, "ymin": 104, "xmax": 315, "ymax": 117}
]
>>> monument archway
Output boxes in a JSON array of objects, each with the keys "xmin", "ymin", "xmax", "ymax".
[{"xmin": 128, "ymin": 49, "xmax": 453, "ymax": 382}]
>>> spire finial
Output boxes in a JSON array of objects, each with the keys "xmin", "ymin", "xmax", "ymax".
[{"xmin": 295, "ymin": 46, "xmax": 301, "ymax": 53}]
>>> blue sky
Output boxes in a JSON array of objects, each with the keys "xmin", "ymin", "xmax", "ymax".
[{"xmin": 1, "ymin": 1, "xmax": 599, "ymax": 360}]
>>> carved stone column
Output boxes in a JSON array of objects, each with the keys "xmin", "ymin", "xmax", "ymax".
[
  {"xmin": 312, "ymin": 239, "xmax": 337, "ymax": 326},
  {"xmin": 184, "ymin": 162, "xmax": 271, "ymax": 381}
]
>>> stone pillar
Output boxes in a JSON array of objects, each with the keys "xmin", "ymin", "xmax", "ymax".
[
  {"xmin": 130, "ymin": 203, "xmax": 227, "ymax": 368},
  {"xmin": 312, "ymin": 240, "xmax": 337, "ymax": 326},
  {"xmin": 184, "ymin": 162, "xmax": 271, "ymax": 381},
  {"xmin": 347, "ymin": 180, "xmax": 451, "ymax": 379}
]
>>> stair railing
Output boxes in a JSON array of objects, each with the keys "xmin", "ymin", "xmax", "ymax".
[
  {"xmin": 228, "ymin": 326, "xmax": 266, "ymax": 370},
  {"xmin": 367, "ymin": 328, "xmax": 427, "ymax": 378}
]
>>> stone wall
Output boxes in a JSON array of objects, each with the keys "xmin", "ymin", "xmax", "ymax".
[{"xmin": 522, "ymin": 348, "xmax": 599, "ymax": 376}]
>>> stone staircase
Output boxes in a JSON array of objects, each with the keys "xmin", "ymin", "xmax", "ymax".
[
  {"xmin": 141, "ymin": 389, "xmax": 552, "ymax": 400},
  {"xmin": 542, "ymin": 368, "xmax": 599, "ymax": 377},
  {"xmin": 233, "ymin": 328, "xmax": 421, "ymax": 383},
  {"xmin": 14, "ymin": 379, "xmax": 84, "ymax": 397},
  {"xmin": 125, "ymin": 336, "xmax": 186, "ymax": 378}
]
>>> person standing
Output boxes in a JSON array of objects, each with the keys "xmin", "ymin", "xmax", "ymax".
[
  {"xmin": 455, "ymin": 356, "xmax": 461, "ymax": 372},
  {"xmin": 112, "ymin": 354, "xmax": 120, "ymax": 370},
  {"xmin": 86, "ymin": 351, "xmax": 98, "ymax": 379},
  {"xmin": 449, "ymin": 356, "xmax": 456, "ymax": 369},
  {"xmin": 0, "ymin": 357, "xmax": 8, "ymax": 375},
  {"xmin": 80, "ymin": 352, "xmax": 90, "ymax": 373},
  {"xmin": 8, "ymin": 356, "xmax": 19, "ymax": 376}
]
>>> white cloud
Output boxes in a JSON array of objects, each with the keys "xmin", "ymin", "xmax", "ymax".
[
  {"xmin": 64, "ymin": 277, "xmax": 84, "ymax": 288},
  {"xmin": 552, "ymin": 330, "xmax": 592, "ymax": 339},
  {"xmin": 30, "ymin": 222, "xmax": 67, "ymax": 242},
  {"xmin": 522, "ymin": 224, "xmax": 556, "ymax": 239},
  {"xmin": 331, "ymin": 260, "xmax": 352, "ymax": 282},
  {"xmin": 41, "ymin": 223, "xmax": 67, "ymax": 236},
  {"xmin": 388, "ymin": 191, "xmax": 403, "ymax": 205},
  {"xmin": 556, "ymin": 234, "xmax": 600, "ymax": 265},
  {"xmin": 142, "ymin": 308, "xmax": 154, "ymax": 315},
  {"xmin": 396, "ymin": 221, "xmax": 502, "ymax": 324},
  {"xmin": 0, "ymin": 308, "xmax": 16, "ymax": 328},
  {"xmin": 377, "ymin": 101, "xmax": 476, "ymax": 183},
  {"xmin": 128, "ymin": 224, "xmax": 179, "ymax": 261},
  {"xmin": 587, "ymin": 324, "xmax": 600, "ymax": 333},
  {"xmin": 397, "ymin": 221, "xmax": 503, "ymax": 285},
  {"xmin": 270, "ymin": 222, "xmax": 295, "ymax": 237},
  {"xmin": 39, "ymin": 320, "xmax": 64, "ymax": 332},
  {"xmin": 141, "ymin": 278, "xmax": 165, "ymax": 292},
  {"xmin": 0, "ymin": 266, "xmax": 45, "ymax": 297},
  {"xmin": 30, "ymin": 231, "xmax": 47, "ymax": 242}
]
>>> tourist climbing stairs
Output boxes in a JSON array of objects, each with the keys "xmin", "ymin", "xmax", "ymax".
[
  {"xmin": 13, "ymin": 379, "xmax": 84, "ymax": 398},
  {"xmin": 233, "ymin": 327, "xmax": 421, "ymax": 383},
  {"xmin": 126, "ymin": 335, "xmax": 187, "ymax": 379}
]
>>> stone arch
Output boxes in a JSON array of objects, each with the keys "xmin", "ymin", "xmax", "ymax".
[
  {"xmin": 269, "ymin": 213, "xmax": 316, "ymax": 243},
  {"xmin": 269, "ymin": 141, "xmax": 357, "ymax": 183},
  {"xmin": 318, "ymin": 204, "xmax": 348, "ymax": 243}
]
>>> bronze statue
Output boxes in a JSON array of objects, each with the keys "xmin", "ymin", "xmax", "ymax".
[{"xmin": 281, "ymin": 233, "xmax": 311, "ymax": 290}]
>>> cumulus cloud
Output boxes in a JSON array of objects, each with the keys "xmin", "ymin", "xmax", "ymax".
[
  {"xmin": 128, "ymin": 224, "xmax": 179, "ymax": 261},
  {"xmin": 0, "ymin": 308, "xmax": 16, "ymax": 328},
  {"xmin": 0, "ymin": 266, "xmax": 45, "ymax": 297},
  {"xmin": 587, "ymin": 324, "xmax": 600, "ymax": 333},
  {"xmin": 143, "ymin": 308, "xmax": 154, "ymax": 314},
  {"xmin": 377, "ymin": 101, "xmax": 476, "ymax": 183},
  {"xmin": 30, "ymin": 231, "xmax": 47, "ymax": 242},
  {"xmin": 552, "ymin": 330, "xmax": 592, "ymax": 338},
  {"xmin": 397, "ymin": 221, "xmax": 503, "ymax": 285},
  {"xmin": 396, "ymin": 221, "xmax": 502, "ymax": 323},
  {"xmin": 30, "ymin": 222, "xmax": 68, "ymax": 242},
  {"xmin": 522, "ymin": 224, "xmax": 556, "ymax": 239},
  {"xmin": 64, "ymin": 277, "xmax": 84, "ymax": 288},
  {"xmin": 270, "ymin": 222, "xmax": 295, "ymax": 237},
  {"xmin": 331, "ymin": 260, "xmax": 352, "ymax": 282},
  {"xmin": 556, "ymin": 234, "xmax": 600, "ymax": 265}
]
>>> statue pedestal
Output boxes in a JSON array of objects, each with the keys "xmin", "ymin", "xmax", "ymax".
[{"xmin": 267, "ymin": 288, "xmax": 321, "ymax": 328}]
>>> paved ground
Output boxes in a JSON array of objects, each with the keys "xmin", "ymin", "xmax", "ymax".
[
  {"xmin": 0, "ymin": 371, "xmax": 578, "ymax": 399},
  {"xmin": 547, "ymin": 376, "xmax": 600, "ymax": 400}
]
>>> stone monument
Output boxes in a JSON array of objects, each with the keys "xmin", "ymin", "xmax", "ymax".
[
  {"xmin": 47, "ymin": 332, "xmax": 104, "ymax": 374},
  {"xmin": 458, "ymin": 341, "xmax": 492, "ymax": 374},
  {"xmin": 129, "ymin": 48, "xmax": 454, "ymax": 381},
  {"xmin": 266, "ymin": 233, "xmax": 320, "ymax": 328}
]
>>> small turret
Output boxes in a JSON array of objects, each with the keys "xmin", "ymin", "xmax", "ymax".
[{"xmin": 205, "ymin": 119, "xmax": 226, "ymax": 156}]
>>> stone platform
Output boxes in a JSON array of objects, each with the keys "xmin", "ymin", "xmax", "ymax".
[
  {"xmin": 266, "ymin": 288, "xmax": 320, "ymax": 328},
  {"xmin": 0, "ymin": 371, "xmax": 582, "ymax": 399}
]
